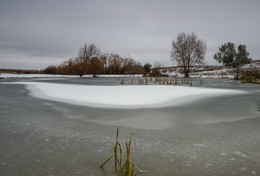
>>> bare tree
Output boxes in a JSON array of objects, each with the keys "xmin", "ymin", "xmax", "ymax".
[
  {"xmin": 171, "ymin": 32, "xmax": 206, "ymax": 77},
  {"xmin": 76, "ymin": 44, "xmax": 100, "ymax": 77},
  {"xmin": 143, "ymin": 63, "xmax": 152, "ymax": 74},
  {"xmin": 43, "ymin": 65, "xmax": 57, "ymax": 74}
]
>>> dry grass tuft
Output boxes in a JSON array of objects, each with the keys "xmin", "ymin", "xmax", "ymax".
[{"xmin": 100, "ymin": 128, "xmax": 147, "ymax": 176}]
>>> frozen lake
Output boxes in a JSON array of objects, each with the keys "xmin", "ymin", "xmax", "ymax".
[{"xmin": 0, "ymin": 77, "xmax": 260, "ymax": 176}]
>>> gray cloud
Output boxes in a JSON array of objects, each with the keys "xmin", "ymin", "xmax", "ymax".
[{"xmin": 0, "ymin": 0, "xmax": 259, "ymax": 69}]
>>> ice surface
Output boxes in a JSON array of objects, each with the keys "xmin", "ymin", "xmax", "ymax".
[
  {"xmin": 1, "ymin": 79, "xmax": 260, "ymax": 176},
  {"xmin": 0, "ymin": 73, "xmax": 143, "ymax": 79}
]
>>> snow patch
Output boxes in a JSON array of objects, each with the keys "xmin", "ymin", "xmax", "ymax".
[
  {"xmin": 192, "ymin": 143, "xmax": 207, "ymax": 147},
  {"xmin": 234, "ymin": 151, "xmax": 248, "ymax": 158},
  {"xmin": 1, "ymin": 82, "xmax": 246, "ymax": 109}
]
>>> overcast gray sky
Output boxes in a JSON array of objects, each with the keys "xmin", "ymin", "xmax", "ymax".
[{"xmin": 0, "ymin": 0, "xmax": 259, "ymax": 69}]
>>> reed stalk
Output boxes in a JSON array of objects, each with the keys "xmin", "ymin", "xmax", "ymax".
[{"xmin": 100, "ymin": 128, "xmax": 146, "ymax": 176}]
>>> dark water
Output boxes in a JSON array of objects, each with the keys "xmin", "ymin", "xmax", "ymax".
[{"xmin": 0, "ymin": 78, "xmax": 260, "ymax": 176}]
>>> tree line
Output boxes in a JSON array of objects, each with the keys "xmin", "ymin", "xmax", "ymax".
[
  {"xmin": 44, "ymin": 32, "xmax": 253, "ymax": 80},
  {"xmin": 43, "ymin": 44, "xmax": 151, "ymax": 76}
]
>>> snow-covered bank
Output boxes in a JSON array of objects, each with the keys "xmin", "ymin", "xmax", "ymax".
[
  {"xmin": 2, "ymin": 82, "xmax": 246, "ymax": 108},
  {"xmin": 160, "ymin": 61, "xmax": 260, "ymax": 79},
  {"xmin": 162, "ymin": 68, "xmax": 234, "ymax": 79},
  {"xmin": 189, "ymin": 69, "xmax": 234, "ymax": 79},
  {"xmin": 0, "ymin": 73, "xmax": 143, "ymax": 79}
]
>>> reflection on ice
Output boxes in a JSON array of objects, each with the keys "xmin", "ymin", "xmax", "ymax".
[{"xmin": 87, "ymin": 115, "xmax": 173, "ymax": 130}]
